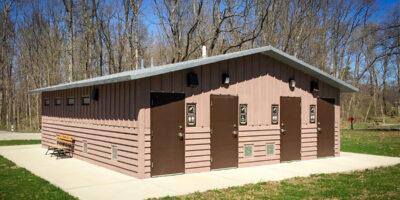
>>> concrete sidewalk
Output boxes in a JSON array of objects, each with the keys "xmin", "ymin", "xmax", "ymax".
[
  {"xmin": 0, "ymin": 131, "xmax": 41, "ymax": 140},
  {"xmin": 0, "ymin": 145, "xmax": 399, "ymax": 200}
]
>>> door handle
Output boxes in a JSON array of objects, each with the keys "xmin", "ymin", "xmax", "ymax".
[
  {"xmin": 178, "ymin": 132, "xmax": 184, "ymax": 139},
  {"xmin": 317, "ymin": 127, "xmax": 322, "ymax": 133},
  {"xmin": 280, "ymin": 129, "xmax": 287, "ymax": 134},
  {"xmin": 232, "ymin": 130, "xmax": 238, "ymax": 136}
]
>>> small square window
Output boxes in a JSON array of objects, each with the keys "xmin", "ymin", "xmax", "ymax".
[
  {"xmin": 44, "ymin": 99, "xmax": 50, "ymax": 106},
  {"xmin": 266, "ymin": 143, "xmax": 275, "ymax": 155},
  {"xmin": 83, "ymin": 140, "xmax": 88, "ymax": 153},
  {"xmin": 55, "ymin": 98, "xmax": 61, "ymax": 106},
  {"xmin": 111, "ymin": 145, "xmax": 118, "ymax": 160},
  {"xmin": 67, "ymin": 97, "xmax": 75, "ymax": 106},
  {"xmin": 81, "ymin": 96, "xmax": 90, "ymax": 105},
  {"xmin": 244, "ymin": 144, "xmax": 253, "ymax": 157}
]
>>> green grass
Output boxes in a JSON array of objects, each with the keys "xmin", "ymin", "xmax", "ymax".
[
  {"xmin": 341, "ymin": 129, "xmax": 400, "ymax": 157},
  {"xmin": 156, "ymin": 164, "xmax": 400, "ymax": 200},
  {"xmin": 0, "ymin": 140, "xmax": 41, "ymax": 146},
  {"xmin": 0, "ymin": 156, "xmax": 76, "ymax": 200},
  {"xmin": 155, "ymin": 129, "xmax": 400, "ymax": 199}
]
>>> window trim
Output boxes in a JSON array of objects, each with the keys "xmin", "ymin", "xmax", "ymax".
[
  {"xmin": 44, "ymin": 98, "xmax": 50, "ymax": 106},
  {"xmin": 67, "ymin": 97, "xmax": 75, "ymax": 106},
  {"xmin": 55, "ymin": 98, "xmax": 62, "ymax": 106},
  {"xmin": 81, "ymin": 96, "xmax": 90, "ymax": 106}
]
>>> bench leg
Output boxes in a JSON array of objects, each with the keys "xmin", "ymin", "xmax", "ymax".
[{"xmin": 45, "ymin": 147, "xmax": 53, "ymax": 155}]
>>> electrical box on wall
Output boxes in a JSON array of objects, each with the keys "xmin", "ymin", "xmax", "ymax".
[
  {"xmin": 239, "ymin": 104, "xmax": 247, "ymax": 125},
  {"xmin": 186, "ymin": 103, "xmax": 196, "ymax": 126},
  {"xmin": 271, "ymin": 104, "xmax": 279, "ymax": 124}
]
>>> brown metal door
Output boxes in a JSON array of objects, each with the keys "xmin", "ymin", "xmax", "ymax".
[
  {"xmin": 150, "ymin": 92, "xmax": 185, "ymax": 176},
  {"xmin": 280, "ymin": 97, "xmax": 301, "ymax": 162},
  {"xmin": 317, "ymin": 98, "xmax": 335, "ymax": 157},
  {"xmin": 210, "ymin": 95, "xmax": 238, "ymax": 169}
]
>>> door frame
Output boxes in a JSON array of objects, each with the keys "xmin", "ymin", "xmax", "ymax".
[
  {"xmin": 210, "ymin": 94, "xmax": 239, "ymax": 170},
  {"xmin": 150, "ymin": 92, "xmax": 186, "ymax": 177}
]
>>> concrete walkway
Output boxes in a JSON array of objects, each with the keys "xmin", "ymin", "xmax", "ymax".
[
  {"xmin": 0, "ymin": 131, "xmax": 41, "ymax": 140},
  {"xmin": 0, "ymin": 145, "xmax": 399, "ymax": 200}
]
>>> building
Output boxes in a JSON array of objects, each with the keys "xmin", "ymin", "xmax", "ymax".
[{"xmin": 31, "ymin": 46, "xmax": 358, "ymax": 178}]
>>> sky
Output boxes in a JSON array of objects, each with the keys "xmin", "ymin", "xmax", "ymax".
[
  {"xmin": 369, "ymin": 0, "xmax": 400, "ymax": 22},
  {"xmin": 138, "ymin": 0, "xmax": 400, "ymax": 35}
]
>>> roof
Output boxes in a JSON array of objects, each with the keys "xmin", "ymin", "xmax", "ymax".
[{"xmin": 30, "ymin": 46, "xmax": 358, "ymax": 93}]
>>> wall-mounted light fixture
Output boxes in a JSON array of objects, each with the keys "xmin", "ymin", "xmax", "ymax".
[
  {"xmin": 222, "ymin": 73, "xmax": 230, "ymax": 86},
  {"xmin": 289, "ymin": 78, "xmax": 296, "ymax": 89},
  {"xmin": 310, "ymin": 105, "xmax": 316, "ymax": 123},
  {"xmin": 239, "ymin": 104, "xmax": 247, "ymax": 125},
  {"xmin": 310, "ymin": 80, "xmax": 319, "ymax": 94},
  {"xmin": 271, "ymin": 104, "xmax": 279, "ymax": 124},
  {"xmin": 186, "ymin": 103, "xmax": 196, "ymax": 126},
  {"xmin": 91, "ymin": 87, "xmax": 99, "ymax": 101},
  {"xmin": 186, "ymin": 72, "xmax": 199, "ymax": 88}
]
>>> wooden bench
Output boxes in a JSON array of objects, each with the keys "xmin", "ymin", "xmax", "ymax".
[{"xmin": 45, "ymin": 134, "xmax": 74, "ymax": 159}]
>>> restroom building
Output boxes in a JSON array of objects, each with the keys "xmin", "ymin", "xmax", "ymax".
[{"xmin": 31, "ymin": 46, "xmax": 358, "ymax": 178}]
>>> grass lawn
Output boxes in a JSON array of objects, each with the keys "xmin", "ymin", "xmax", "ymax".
[
  {"xmin": 155, "ymin": 129, "xmax": 400, "ymax": 200},
  {"xmin": 0, "ymin": 140, "xmax": 41, "ymax": 146},
  {"xmin": 341, "ymin": 129, "xmax": 400, "ymax": 157}
]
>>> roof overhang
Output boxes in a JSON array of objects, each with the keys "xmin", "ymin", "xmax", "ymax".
[{"xmin": 30, "ymin": 46, "xmax": 358, "ymax": 94}]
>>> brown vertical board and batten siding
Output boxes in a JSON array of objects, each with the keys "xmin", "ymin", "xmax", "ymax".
[
  {"xmin": 42, "ymin": 53, "xmax": 341, "ymax": 178},
  {"xmin": 42, "ymin": 81, "xmax": 142, "ymax": 177}
]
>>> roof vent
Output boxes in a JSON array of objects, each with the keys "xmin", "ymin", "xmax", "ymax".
[{"xmin": 202, "ymin": 46, "xmax": 207, "ymax": 58}]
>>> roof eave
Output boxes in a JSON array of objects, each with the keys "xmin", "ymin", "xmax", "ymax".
[{"xmin": 262, "ymin": 47, "xmax": 358, "ymax": 93}]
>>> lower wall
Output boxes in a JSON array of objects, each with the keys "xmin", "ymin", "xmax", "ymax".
[
  {"xmin": 41, "ymin": 116, "xmax": 141, "ymax": 178},
  {"xmin": 41, "ymin": 116, "xmax": 340, "ymax": 178},
  {"xmin": 182, "ymin": 124, "xmax": 340, "ymax": 174}
]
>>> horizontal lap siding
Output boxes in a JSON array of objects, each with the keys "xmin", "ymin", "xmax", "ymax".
[
  {"xmin": 301, "ymin": 127, "xmax": 317, "ymax": 159},
  {"xmin": 238, "ymin": 129, "xmax": 280, "ymax": 167},
  {"xmin": 41, "ymin": 116, "xmax": 140, "ymax": 176},
  {"xmin": 41, "ymin": 81, "xmax": 142, "ymax": 178}
]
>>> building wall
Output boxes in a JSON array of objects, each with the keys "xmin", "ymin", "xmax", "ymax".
[
  {"xmin": 41, "ymin": 81, "xmax": 148, "ymax": 178},
  {"xmin": 41, "ymin": 53, "xmax": 340, "ymax": 179},
  {"xmin": 137, "ymin": 53, "xmax": 340, "ymax": 177}
]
